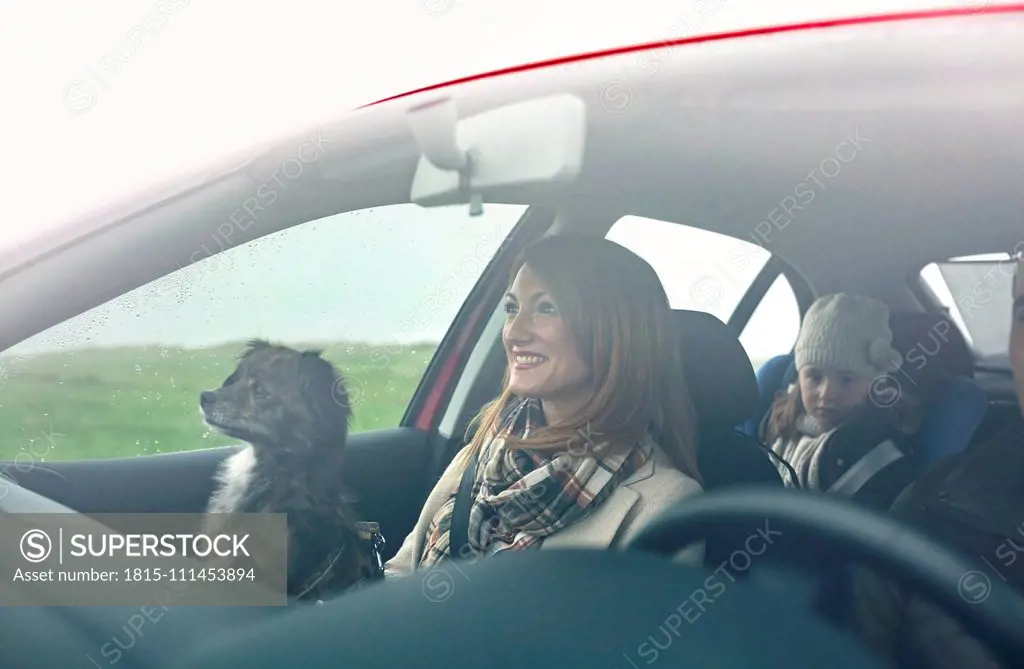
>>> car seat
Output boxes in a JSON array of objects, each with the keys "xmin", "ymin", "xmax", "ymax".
[
  {"xmin": 736, "ymin": 311, "xmax": 988, "ymax": 623},
  {"xmin": 672, "ymin": 309, "xmax": 786, "ymax": 487},
  {"xmin": 888, "ymin": 312, "xmax": 987, "ymax": 463},
  {"xmin": 740, "ymin": 312, "xmax": 987, "ymax": 467},
  {"xmin": 670, "ymin": 309, "xmax": 788, "ymax": 569},
  {"xmin": 740, "ymin": 353, "xmax": 796, "ymax": 439}
]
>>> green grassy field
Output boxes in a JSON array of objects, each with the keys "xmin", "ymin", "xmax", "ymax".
[
  {"xmin": 0, "ymin": 342, "xmax": 770, "ymax": 462},
  {"xmin": 0, "ymin": 341, "xmax": 439, "ymax": 461}
]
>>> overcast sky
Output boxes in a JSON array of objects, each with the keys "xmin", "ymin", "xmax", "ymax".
[
  {"xmin": 0, "ymin": 0, "xmax": 990, "ymax": 359},
  {"xmin": 1, "ymin": 0, "xmax": 978, "ymax": 243}
]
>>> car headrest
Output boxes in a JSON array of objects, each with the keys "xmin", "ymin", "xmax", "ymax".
[
  {"xmin": 672, "ymin": 309, "xmax": 759, "ymax": 429},
  {"xmin": 889, "ymin": 312, "xmax": 975, "ymax": 380}
]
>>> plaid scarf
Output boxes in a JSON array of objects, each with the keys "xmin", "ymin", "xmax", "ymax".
[{"xmin": 418, "ymin": 397, "xmax": 653, "ymax": 568}]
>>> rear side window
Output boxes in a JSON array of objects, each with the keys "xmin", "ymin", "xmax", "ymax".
[
  {"xmin": 606, "ymin": 215, "xmax": 800, "ymax": 371},
  {"xmin": 919, "ymin": 252, "xmax": 1016, "ymax": 365}
]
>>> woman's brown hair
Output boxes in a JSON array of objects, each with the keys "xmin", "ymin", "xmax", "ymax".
[{"xmin": 454, "ymin": 234, "xmax": 703, "ymax": 484}]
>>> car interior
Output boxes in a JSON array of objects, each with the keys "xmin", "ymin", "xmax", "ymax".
[{"xmin": 3, "ymin": 6, "xmax": 1024, "ymax": 668}]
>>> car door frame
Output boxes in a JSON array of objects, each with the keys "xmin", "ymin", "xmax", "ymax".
[{"xmin": 728, "ymin": 254, "xmax": 815, "ymax": 340}]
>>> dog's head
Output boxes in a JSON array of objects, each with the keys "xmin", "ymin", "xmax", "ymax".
[{"xmin": 200, "ymin": 339, "xmax": 352, "ymax": 453}]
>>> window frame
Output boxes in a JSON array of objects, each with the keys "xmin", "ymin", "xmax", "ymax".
[
  {"xmin": 729, "ymin": 256, "xmax": 812, "ymax": 375},
  {"xmin": 728, "ymin": 256, "xmax": 810, "ymax": 331}
]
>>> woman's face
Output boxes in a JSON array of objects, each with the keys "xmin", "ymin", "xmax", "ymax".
[
  {"xmin": 797, "ymin": 365, "xmax": 871, "ymax": 430},
  {"xmin": 502, "ymin": 264, "xmax": 591, "ymax": 422}
]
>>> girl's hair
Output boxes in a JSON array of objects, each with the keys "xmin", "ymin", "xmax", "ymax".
[
  {"xmin": 764, "ymin": 386, "xmax": 806, "ymax": 444},
  {"xmin": 456, "ymin": 234, "xmax": 703, "ymax": 484}
]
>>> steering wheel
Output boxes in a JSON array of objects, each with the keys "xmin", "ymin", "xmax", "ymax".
[{"xmin": 625, "ymin": 487, "xmax": 1024, "ymax": 667}]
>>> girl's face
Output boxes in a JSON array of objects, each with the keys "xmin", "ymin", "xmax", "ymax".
[{"xmin": 797, "ymin": 365, "xmax": 871, "ymax": 430}]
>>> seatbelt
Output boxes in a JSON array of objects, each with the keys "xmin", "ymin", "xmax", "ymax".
[
  {"xmin": 449, "ymin": 449, "xmax": 480, "ymax": 562},
  {"xmin": 827, "ymin": 439, "xmax": 905, "ymax": 498}
]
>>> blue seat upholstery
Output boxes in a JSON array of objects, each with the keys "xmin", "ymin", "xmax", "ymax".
[
  {"xmin": 740, "ymin": 312, "xmax": 987, "ymax": 467},
  {"xmin": 912, "ymin": 375, "xmax": 988, "ymax": 463},
  {"xmin": 740, "ymin": 353, "xmax": 795, "ymax": 440}
]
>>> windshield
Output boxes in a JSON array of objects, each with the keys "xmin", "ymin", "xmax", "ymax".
[{"xmin": 920, "ymin": 253, "xmax": 1016, "ymax": 366}]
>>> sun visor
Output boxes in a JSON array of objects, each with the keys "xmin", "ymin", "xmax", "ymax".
[{"xmin": 407, "ymin": 94, "xmax": 586, "ymax": 212}]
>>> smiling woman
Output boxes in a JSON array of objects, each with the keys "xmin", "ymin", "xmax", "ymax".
[
  {"xmin": 384, "ymin": 234, "xmax": 705, "ymax": 576},
  {"xmin": 491, "ymin": 234, "xmax": 703, "ymax": 477}
]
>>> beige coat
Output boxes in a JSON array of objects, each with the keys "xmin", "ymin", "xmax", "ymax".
[{"xmin": 384, "ymin": 440, "xmax": 705, "ymax": 576}]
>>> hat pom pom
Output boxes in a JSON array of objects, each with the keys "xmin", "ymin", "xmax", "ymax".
[{"xmin": 869, "ymin": 337, "xmax": 901, "ymax": 372}]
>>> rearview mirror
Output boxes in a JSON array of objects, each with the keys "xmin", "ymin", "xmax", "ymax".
[{"xmin": 408, "ymin": 93, "xmax": 587, "ymax": 211}]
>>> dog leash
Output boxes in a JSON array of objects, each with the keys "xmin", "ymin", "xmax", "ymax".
[
  {"xmin": 357, "ymin": 521, "xmax": 387, "ymax": 575},
  {"xmin": 295, "ymin": 546, "xmax": 345, "ymax": 601},
  {"xmin": 295, "ymin": 521, "xmax": 386, "ymax": 601}
]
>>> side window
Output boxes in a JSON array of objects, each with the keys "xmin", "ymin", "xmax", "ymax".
[
  {"xmin": 0, "ymin": 203, "xmax": 526, "ymax": 460},
  {"xmin": 606, "ymin": 215, "xmax": 800, "ymax": 371},
  {"xmin": 737, "ymin": 274, "xmax": 801, "ymax": 373},
  {"xmin": 919, "ymin": 254, "xmax": 1012, "ymax": 362}
]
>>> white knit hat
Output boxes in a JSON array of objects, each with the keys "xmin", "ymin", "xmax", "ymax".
[{"xmin": 794, "ymin": 293, "xmax": 901, "ymax": 379}]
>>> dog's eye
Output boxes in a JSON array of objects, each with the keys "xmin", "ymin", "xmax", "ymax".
[{"xmin": 251, "ymin": 380, "xmax": 271, "ymax": 399}]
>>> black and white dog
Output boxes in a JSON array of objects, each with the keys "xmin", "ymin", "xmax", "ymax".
[{"xmin": 199, "ymin": 339, "xmax": 380, "ymax": 601}]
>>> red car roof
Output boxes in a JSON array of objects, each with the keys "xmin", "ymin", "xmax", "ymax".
[{"xmin": 361, "ymin": 3, "xmax": 1024, "ymax": 109}]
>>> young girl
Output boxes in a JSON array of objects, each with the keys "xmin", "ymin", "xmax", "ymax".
[{"xmin": 761, "ymin": 293, "xmax": 926, "ymax": 510}]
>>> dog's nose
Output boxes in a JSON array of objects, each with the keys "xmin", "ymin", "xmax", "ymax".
[{"xmin": 200, "ymin": 391, "xmax": 216, "ymax": 407}]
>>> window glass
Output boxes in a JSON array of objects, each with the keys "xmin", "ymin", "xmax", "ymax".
[
  {"xmin": 919, "ymin": 253, "xmax": 1015, "ymax": 366},
  {"xmin": 606, "ymin": 215, "xmax": 770, "ymax": 322},
  {"xmin": 0, "ymin": 203, "xmax": 526, "ymax": 461},
  {"xmin": 606, "ymin": 215, "xmax": 800, "ymax": 371},
  {"xmin": 738, "ymin": 274, "xmax": 801, "ymax": 372}
]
